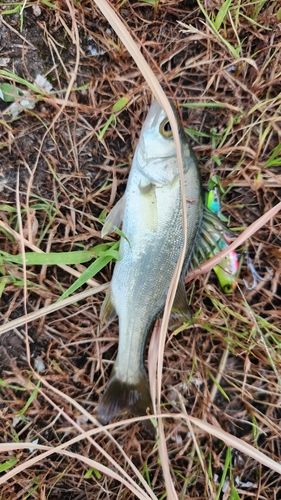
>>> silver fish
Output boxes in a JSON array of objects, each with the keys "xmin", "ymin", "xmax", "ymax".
[{"xmin": 97, "ymin": 99, "xmax": 204, "ymax": 427}]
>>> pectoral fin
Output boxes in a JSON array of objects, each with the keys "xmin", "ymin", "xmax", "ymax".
[
  {"xmin": 139, "ymin": 183, "xmax": 158, "ymax": 233},
  {"xmin": 101, "ymin": 196, "xmax": 125, "ymax": 238},
  {"xmin": 100, "ymin": 285, "xmax": 117, "ymax": 324},
  {"xmin": 171, "ymin": 279, "xmax": 191, "ymax": 323}
]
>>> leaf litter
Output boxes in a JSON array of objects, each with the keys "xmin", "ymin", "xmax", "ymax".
[{"xmin": 0, "ymin": 0, "xmax": 281, "ymax": 498}]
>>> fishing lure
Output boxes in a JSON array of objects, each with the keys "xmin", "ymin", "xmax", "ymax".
[
  {"xmin": 243, "ymin": 255, "xmax": 272, "ymax": 290},
  {"xmin": 205, "ymin": 187, "xmax": 238, "ymax": 293}
]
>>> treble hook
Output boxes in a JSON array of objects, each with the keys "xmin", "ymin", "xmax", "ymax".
[{"xmin": 243, "ymin": 256, "xmax": 273, "ymax": 291}]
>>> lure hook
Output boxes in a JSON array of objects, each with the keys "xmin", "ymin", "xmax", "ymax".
[{"xmin": 243, "ymin": 256, "xmax": 272, "ymax": 291}]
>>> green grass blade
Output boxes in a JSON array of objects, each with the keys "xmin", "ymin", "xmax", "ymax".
[
  {"xmin": 57, "ymin": 255, "xmax": 113, "ymax": 301},
  {"xmin": 197, "ymin": 0, "xmax": 240, "ymax": 59},
  {"xmin": 208, "ymin": 370, "xmax": 230, "ymax": 401},
  {"xmin": 0, "ymin": 379, "xmax": 26, "ymax": 391},
  {"xmin": 0, "ymin": 458, "xmax": 18, "ymax": 473},
  {"xmin": 214, "ymin": 0, "xmax": 232, "ymax": 30},
  {"xmin": 0, "ymin": 249, "xmax": 99, "ymax": 266},
  {"xmin": 239, "ymin": 12, "xmax": 271, "ymax": 30},
  {"xmin": 17, "ymin": 381, "xmax": 40, "ymax": 417},
  {"xmin": 0, "ymin": 4, "xmax": 21, "ymax": 15},
  {"xmin": 0, "ymin": 83, "xmax": 25, "ymax": 102},
  {"xmin": 264, "ymin": 142, "xmax": 281, "ymax": 167},
  {"xmin": 57, "ymin": 243, "xmax": 120, "ymax": 302},
  {"xmin": 181, "ymin": 102, "xmax": 226, "ymax": 109},
  {"xmin": 112, "ymin": 96, "xmax": 129, "ymax": 112},
  {"xmin": 215, "ymin": 446, "xmax": 231, "ymax": 500},
  {"xmin": 0, "ymin": 70, "xmax": 44, "ymax": 95},
  {"xmin": 40, "ymin": 0, "xmax": 58, "ymax": 7},
  {"xmin": 230, "ymin": 486, "xmax": 241, "ymax": 500},
  {"xmin": 98, "ymin": 114, "xmax": 115, "ymax": 140},
  {"xmin": 84, "ymin": 467, "xmax": 102, "ymax": 479}
]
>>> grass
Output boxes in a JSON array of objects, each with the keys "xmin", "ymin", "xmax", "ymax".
[
  {"xmin": 97, "ymin": 96, "xmax": 129, "ymax": 140},
  {"xmin": 0, "ymin": 0, "xmax": 281, "ymax": 498}
]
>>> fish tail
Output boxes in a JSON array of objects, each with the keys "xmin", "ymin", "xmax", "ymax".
[{"xmin": 97, "ymin": 372, "xmax": 154, "ymax": 432}]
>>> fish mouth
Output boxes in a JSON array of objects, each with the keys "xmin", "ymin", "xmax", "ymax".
[{"xmin": 142, "ymin": 99, "xmax": 167, "ymax": 129}]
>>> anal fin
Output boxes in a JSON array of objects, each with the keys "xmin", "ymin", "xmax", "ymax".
[
  {"xmin": 100, "ymin": 285, "xmax": 117, "ymax": 324},
  {"xmin": 171, "ymin": 279, "xmax": 191, "ymax": 324}
]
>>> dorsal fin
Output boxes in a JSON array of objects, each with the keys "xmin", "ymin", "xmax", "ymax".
[{"xmin": 191, "ymin": 206, "xmax": 234, "ymax": 266}]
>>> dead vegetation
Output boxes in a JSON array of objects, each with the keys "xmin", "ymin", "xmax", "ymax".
[{"xmin": 0, "ymin": 0, "xmax": 281, "ymax": 498}]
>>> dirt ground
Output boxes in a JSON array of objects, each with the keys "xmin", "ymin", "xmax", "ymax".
[{"xmin": 0, "ymin": 0, "xmax": 281, "ymax": 498}]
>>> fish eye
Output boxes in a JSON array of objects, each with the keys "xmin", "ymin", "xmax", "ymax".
[
  {"xmin": 160, "ymin": 118, "xmax": 173, "ymax": 138},
  {"xmin": 163, "ymin": 120, "xmax": 171, "ymax": 133}
]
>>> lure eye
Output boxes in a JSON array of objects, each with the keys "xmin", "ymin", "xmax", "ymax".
[
  {"xmin": 160, "ymin": 118, "xmax": 173, "ymax": 138},
  {"xmin": 223, "ymin": 284, "xmax": 233, "ymax": 293}
]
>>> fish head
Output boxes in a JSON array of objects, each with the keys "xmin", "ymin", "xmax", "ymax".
[{"xmin": 135, "ymin": 100, "xmax": 190, "ymax": 187}]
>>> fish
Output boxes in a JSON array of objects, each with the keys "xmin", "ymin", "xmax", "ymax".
[
  {"xmin": 205, "ymin": 187, "xmax": 238, "ymax": 293},
  {"xmin": 97, "ymin": 99, "xmax": 224, "ymax": 428}
]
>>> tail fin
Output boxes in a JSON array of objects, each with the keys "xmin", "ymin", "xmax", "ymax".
[{"xmin": 97, "ymin": 373, "xmax": 154, "ymax": 433}]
